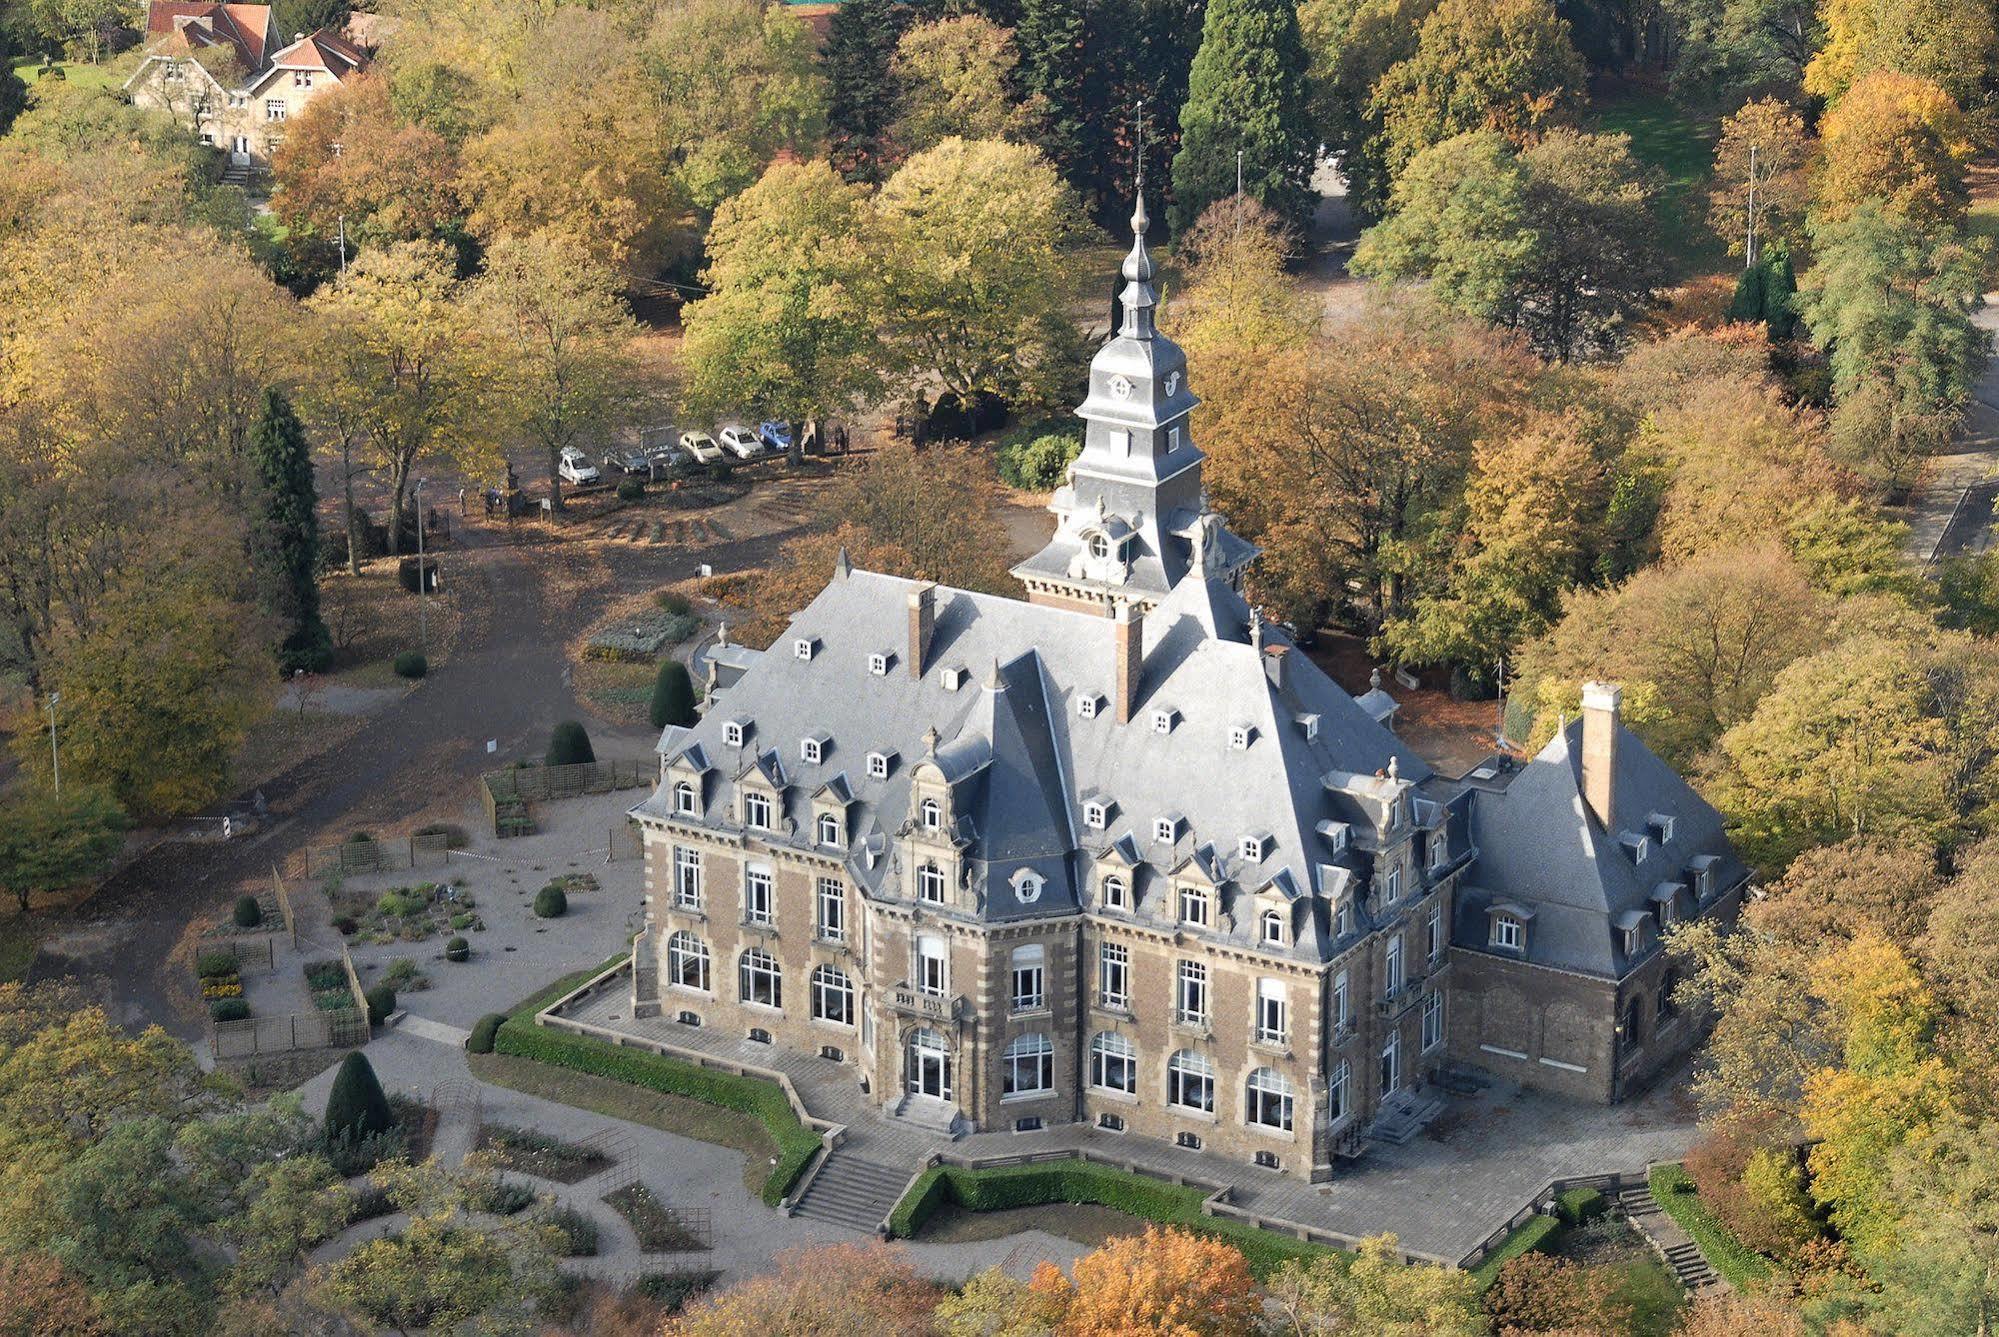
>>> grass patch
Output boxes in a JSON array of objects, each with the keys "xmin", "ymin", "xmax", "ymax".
[
  {"xmin": 888, "ymin": 1160, "xmax": 1344, "ymax": 1279},
  {"xmin": 1648, "ymin": 1163, "xmax": 1774, "ymax": 1288},
  {"xmin": 0, "ymin": 917, "xmax": 45, "ymax": 984},
  {"xmin": 603, "ymin": 1183, "xmax": 706, "ymax": 1253},
  {"xmin": 483, "ymin": 952, "xmax": 819, "ymax": 1206},
  {"xmin": 11, "ymin": 57, "xmax": 124, "ymax": 92},
  {"xmin": 1470, "ymin": 1213, "xmax": 1561, "ymax": 1290},
  {"xmin": 1613, "ymin": 1250, "xmax": 1690, "ymax": 1337},
  {"xmin": 475, "ymin": 1123, "xmax": 612, "ymax": 1183},
  {"xmin": 1588, "ymin": 91, "xmax": 1725, "ymax": 280}
]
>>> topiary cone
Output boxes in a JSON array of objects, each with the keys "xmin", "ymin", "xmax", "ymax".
[
  {"xmin": 651, "ymin": 660, "xmax": 697, "ymax": 730},
  {"xmin": 325, "ymin": 1050, "xmax": 393, "ymax": 1144}
]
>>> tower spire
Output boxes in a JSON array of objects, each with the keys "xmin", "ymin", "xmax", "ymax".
[{"xmin": 1119, "ymin": 99, "xmax": 1158, "ymax": 339}]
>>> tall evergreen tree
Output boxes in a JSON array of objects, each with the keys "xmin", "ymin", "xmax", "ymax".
[
  {"xmin": 249, "ymin": 388, "xmax": 332, "ymax": 674},
  {"xmin": 1118, "ymin": 0, "xmax": 1206, "ymax": 223},
  {"xmin": 1017, "ymin": 0, "xmax": 1099, "ymax": 195},
  {"xmin": 826, "ymin": 0, "xmax": 918, "ymax": 181},
  {"xmin": 1169, "ymin": 0, "xmax": 1316, "ymax": 234}
]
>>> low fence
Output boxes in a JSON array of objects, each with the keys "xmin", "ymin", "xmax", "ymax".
[
  {"xmin": 607, "ymin": 821, "xmax": 643, "ymax": 862},
  {"xmin": 479, "ymin": 759, "xmax": 654, "ymax": 838},
  {"xmin": 213, "ymin": 1008, "xmax": 369, "ymax": 1059},
  {"xmin": 1456, "ymin": 1168, "xmax": 1645, "ymax": 1271},
  {"xmin": 295, "ymin": 831, "xmax": 451, "ymax": 879},
  {"xmin": 272, "ymin": 865, "xmax": 299, "ymax": 949}
]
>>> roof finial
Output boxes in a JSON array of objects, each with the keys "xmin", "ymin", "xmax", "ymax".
[
  {"xmin": 1118, "ymin": 98, "xmax": 1159, "ymax": 335},
  {"xmin": 1131, "ymin": 98, "xmax": 1149, "ymax": 238},
  {"xmin": 834, "ymin": 545, "xmax": 851, "ymax": 580}
]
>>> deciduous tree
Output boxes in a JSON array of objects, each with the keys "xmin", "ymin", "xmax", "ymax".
[
  {"xmin": 1266, "ymin": 1233, "xmax": 1485, "ymax": 1335},
  {"xmin": 271, "ymin": 76, "xmax": 460, "ymax": 247},
  {"xmin": 1297, "ymin": 0, "xmax": 1432, "ymax": 220},
  {"xmin": 1803, "ymin": 0, "xmax": 1995, "ymax": 106},
  {"xmin": 1707, "ymin": 96, "xmax": 1811, "ymax": 261},
  {"xmin": 891, "ymin": 17, "xmax": 1038, "ymax": 153},
  {"xmin": 1029, "ymin": 1226, "xmax": 1259, "ymax": 1336},
  {"xmin": 0, "ymin": 785, "xmax": 124, "ymax": 915},
  {"xmin": 664, "ymin": 1242, "xmax": 942, "ymax": 1335},
  {"xmin": 1813, "ymin": 71, "xmax": 1972, "ymax": 229}
]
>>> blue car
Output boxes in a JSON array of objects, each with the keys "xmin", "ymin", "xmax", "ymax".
[{"xmin": 756, "ymin": 421, "xmax": 792, "ymax": 453}]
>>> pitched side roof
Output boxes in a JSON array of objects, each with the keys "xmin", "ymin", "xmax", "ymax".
[{"xmin": 143, "ymin": 1, "xmax": 269, "ymax": 70}]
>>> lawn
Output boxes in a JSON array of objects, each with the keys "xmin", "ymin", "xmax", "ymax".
[
  {"xmin": 0, "ymin": 916, "xmax": 42, "ymax": 983},
  {"xmin": 1589, "ymin": 91, "xmax": 1727, "ymax": 281},
  {"xmin": 11, "ymin": 57, "xmax": 124, "ymax": 93}
]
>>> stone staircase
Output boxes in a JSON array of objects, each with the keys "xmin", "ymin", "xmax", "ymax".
[
  {"xmin": 791, "ymin": 1154, "xmax": 911, "ymax": 1233},
  {"xmin": 1367, "ymin": 1086, "xmax": 1446, "ymax": 1145},
  {"xmin": 1618, "ymin": 1184, "xmax": 1722, "ymax": 1295}
]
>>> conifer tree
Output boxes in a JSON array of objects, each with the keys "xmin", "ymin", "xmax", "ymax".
[
  {"xmin": 650, "ymin": 660, "xmax": 697, "ymax": 730},
  {"xmin": 825, "ymin": 0, "xmax": 916, "ymax": 181},
  {"xmin": 1017, "ymin": 0, "xmax": 1097, "ymax": 193},
  {"xmin": 1169, "ymin": 0, "xmax": 1315, "ymax": 234},
  {"xmin": 324, "ymin": 1052, "xmax": 393, "ymax": 1145},
  {"xmin": 250, "ymin": 388, "xmax": 332, "ymax": 674}
]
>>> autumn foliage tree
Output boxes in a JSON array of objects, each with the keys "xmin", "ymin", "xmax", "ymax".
[
  {"xmin": 1812, "ymin": 71, "xmax": 1973, "ymax": 229},
  {"xmin": 663, "ymin": 1242, "xmax": 942, "ymax": 1336},
  {"xmin": 271, "ymin": 76, "xmax": 461, "ymax": 246},
  {"xmin": 1027, "ymin": 1226, "xmax": 1260, "ymax": 1335}
]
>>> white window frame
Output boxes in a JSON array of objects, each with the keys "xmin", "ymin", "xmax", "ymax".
[
  {"xmin": 916, "ymin": 861, "xmax": 946, "ymax": 904},
  {"xmin": 920, "ymin": 797, "xmax": 942, "ymax": 831},
  {"xmin": 1078, "ymin": 694, "xmax": 1100, "ymax": 719},
  {"xmin": 1090, "ymin": 1031, "xmax": 1138, "ymax": 1094},
  {"xmin": 1010, "ymin": 945, "xmax": 1046, "ymax": 1012},
  {"xmin": 1329, "ymin": 1059, "xmax": 1351, "ymax": 1123},
  {"xmin": 1491, "ymin": 916, "xmax": 1523, "ymax": 951},
  {"xmin": 724, "ymin": 721, "xmax": 744, "ymax": 747},
  {"xmin": 1421, "ymin": 991, "xmax": 1444, "ymax": 1053},
  {"xmin": 1246, "ymin": 1066, "xmax": 1294, "ymax": 1132},
  {"xmin": 916, "ymin": 934, "xmax": 948, "ymax": 997},
  {"xmin": 738, "ymin": 948, "xmax": 781, "ymax": 1009},
  {"xmin": 1177, "ymin": 885, "xmax": 1210, "ymax": 928},
  {"xmin": 810, "ymin": 964, "xmax": 854, "ymax": 1026},
  {"xmin": 1099, "ymin": 942, "xmax": 1130, "ymax": 1009},
  {"xmin": 868, "ymin": 652, "xmax": 888, "ymax": 676},
  {"xmin": 743, "ymin": 790, "xmax": 773, "ymax": 831},
  {"xmin": 1260, "ymin": 909, "xmax": 1284, "ymax": 945},
  {"xmin": 1167, "ymin": 1049, "xmax": 1214, "ymax": 1113},
  {"xmin": 1083, "ymin": 801, "xmax": 1107, "ymax": 830},
  {"xmin": 1240, "ymin": 836, "xmax": 1264, "ymax": 862},
  {"xmin": 1175, "ymin": 960, "xmax": 1209, "ymax": 1026},
  {"xmin": 1151, "ymin": 709, "xmax": 1173, "ymax": 735},
  {"xmin": 1385, "ymin": 933, "xmax": 1405, "ymax": 996},
  {"xmin": 1001, "ymin": 1033, "xmax": 1053, "ymax": 1098},
  {"xmin": 816, "ymin": 812, "xmax": 841, "ymax": 847},
  {"xmin": 744, "ymin": 868, "xmax": 775, "ymax": 927},
  {"xmin": 672, "ymin": 846, "xmax": 703, "ymax": 910},
  {"xmin": 800, "ymin": 737, "xmax": 823, "ymax": 764},
  {"xmin": 1426, "ymin": 905, "xmax": 1443, "ymax": 963},
  {"xmin": 265, "ymin": 98, "xmax": 286, "ymax": 120},
  {"xmin": 1255, "ymin": 979, "xmax": 1288, "ymax": 1046},
  {"xmin": 1154, "ymin": 817, "xmax": 1176, "ymax": 844},
  {"xmin": 1332, "ymin": 970, "xmax": 1350, "ymax": 1029},
  {"xmin": 867, "ymin": 752, "xmax": 890, "ymax": 780},
  {"xmin": 1229, "ymin": 725, "xmax": 1250, "ymax": 751},
  {"xmin": 815, "ymin": 877, "xmax": 845, "ymax": 942},
  {"xmin": 1385, "ymin": 867, "xmax": 1402, "ymax": 902},
  {"xmin": 667, "ymin": 932, "xmax": 709, "ymax": 992},
  {"xmin": 1102, "ymin": 873, "xmax": 1128, "ymax": 910},
  {"xmin": 674, "ymin": 781, "xmax": 698, "ymax": 816}
]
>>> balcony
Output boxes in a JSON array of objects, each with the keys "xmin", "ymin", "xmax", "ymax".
[
  {"xmin": 1375, "ymin": 980, "xmax": 1423, "ymax": 1019},
  {"xmin": 887, "ymin": 983, "xmax": 966, "ymax": 1022}
]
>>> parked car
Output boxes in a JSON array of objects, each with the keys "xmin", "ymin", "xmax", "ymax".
[
  {"xmin": 603, "ymin": 446, "xmax": 652, "ymax": 476},
  {"xmin": 679, "ymin": 431, "xmax": 723, "ymax": 464},
  {"xmin": 645, "ymin": 443, "xmax": 690, "ymax": 476},
  {"xmin": 719, "ymin": 425, "xmax": 762, "ymax": 461},
  {"xmin": 557, "ymin": 447, "xmax": 600, "ymax": 485},
  {"xmin": 757, "ymin": 421, "xmax": 792, "ymax": 454}
]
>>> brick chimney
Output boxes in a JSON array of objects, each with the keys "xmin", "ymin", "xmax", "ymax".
[
  {"xmin": 1580, "ymin": 681, "xmax": 1622, "ymax": 829},
  {"xmin": 907, "ymin": 583, "xmax": 935, "ymax": 679},
  {"xmin": 1114, "ymin": 601, "xmax": 1143, "ymax": 723}
]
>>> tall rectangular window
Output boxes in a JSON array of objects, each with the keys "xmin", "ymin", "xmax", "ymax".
[
  {"xmin": 1255, "ymin": 979, "xmax": 1288, "ymax": 1045},
  {"xmin": 1385, "ymin": 934, "xmax": 1404, "ymax": 996},
  {"xmin": 1425, "ymin": 905, "xmax": 1443, "ymax": 962},
  {"xmin": 1422, "ymin": 991, "xmax": 1444, "ymax": 1052},
  {"xmin": 1010, "ymin": 945, "xmax": 1046, "ymax": 1012},
  {"xmin": 745, "ymin": 869, "xmax": 774, "ymax": 927},
  {"xmin": 815, "ymin": 878, "xmax": 844, "ymax": 942},
  {"xmin": 1329, "ymin": 1060, "xmax": 1350, "ymax": 1122},
  {"xmin": 1099, "ymin": 942, "xmax": 1129, "ymax": 1009},
  {"xmin": 673, "ymin": 846, "xmax": 702, "ymax": 910},
  {"xmin": 917, "ymin": 935, "xmax": 948, "ymax": 997},
  {"xmin": 1175, "ymin": 960, "xmax": 1209, "ymax": 1026},
  {"xmin": 1332, "ymin": 970, "xmax": 1350, "ymax": 1029}
]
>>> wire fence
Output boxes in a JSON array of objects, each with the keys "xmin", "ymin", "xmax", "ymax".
[
  {"xmin": 479, "ymin": 759, "xmax": 654, "ymax": 838},
  {"xmin": 295, "ymin": 831, "xmax": 452, "ymax": 878}
]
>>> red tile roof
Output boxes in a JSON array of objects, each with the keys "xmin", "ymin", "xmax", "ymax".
[{"xmin": 143, "ymin": 1, "xmax": 270, "ymax": 70}]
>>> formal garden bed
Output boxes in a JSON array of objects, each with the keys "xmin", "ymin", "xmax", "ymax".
[
  {"xmin": 887, "ymin": 1160, "xmax": 1340, "ymax": 1279},
  {"xmin": 540, "ymin": 1205, "xmax": 600, "ymax": 1257},
  {"xmin": 474, "ymin": 1124, "xmax": 613, "ymax": 1183},
  {"xmin": 328, "ymin": 877, "xmax": 484, "ymax": 944},
  {"xmin": 304, "ymin": 958, "xmax": 359, "ymax": 1014},
  {"xmin": 602, "ymin": 1183, "xmax": 706, "ymax": 1254}
]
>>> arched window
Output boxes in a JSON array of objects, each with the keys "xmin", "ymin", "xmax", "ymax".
[
  {"xmin": 917, "ymin": 861, "xmax": 947, "ymax": 904},
  {"xmin": 809, "ymin": 964, "xmax": 853, "ymax": 1026},
  {"xmin": 1246, "ymin": 1066, "xmax": 1294, "ymax": 1132},
  {"xmin": 920, "ymin": 798, "xmax": 942, "ymax": 831},
  {"xmin": 673, "ymin": 781, "xmax": 698, "ymax": 815},
  {"xmin": 1002, "ymin": 1032, "xmax": 1053, "ymax": 1097},
  {"xmin": 1260, "ymin": 909, "xmax": 1284, "ymax": 945},
  {"xmin": 1090, "ymin": 1031, "xmax": 1138, "ymax": 1094},
  {"xmin": 667, "ymin": 932, "xmax": 709, "ymax": 992},
  {"xmin": 816, "ymin": 812, "xmax": 841, "ymax": 847},
  {"xmin": 738, "ymin": 948, "xmax": 781, "ymax": 1008},
  {"xmin": 1167, "ymin": 1049, "xmax": 1214, "ymax": 1113},
  {"xmin": 1102, "ymin": 873, "xmax": 1128, "ymax": 910}
]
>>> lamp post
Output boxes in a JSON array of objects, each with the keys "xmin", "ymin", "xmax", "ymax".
[
  {"xmin": 332, "ymin": 142, "xmax": 347, "ymax": 275},
  {"xmin": 414, "ymin": 477, "xmax": 428, "ymax": 657},
  {"xmin": 47, "ymin": 691, "xmax": 60, "ymax": 795}
]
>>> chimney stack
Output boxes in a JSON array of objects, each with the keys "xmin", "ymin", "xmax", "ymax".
[
  {"xmin": 1580, "ymin": 681, "xmax": 1621, "ymax": 829},
  {"xmin": 907, "ymin": 583, "xmax": 935, "ymax": 679},
  {"xmin": 1114, "ymin": 601, "xmax": 1143, "ymax": 723}
]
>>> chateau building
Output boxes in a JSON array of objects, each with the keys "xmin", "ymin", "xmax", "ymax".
[{"xmin": 628, "ymin": 198, "xmax": 1747, "ymax": 1182}]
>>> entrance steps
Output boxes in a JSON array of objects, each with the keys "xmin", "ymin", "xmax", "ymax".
[
  {"xmin": 792, "ymin": 1154, "xmax": 911, "ymax": 1233},
  {"xmin": 1367, "ymin": 1087, "xmax": 1446, "ymax": 1144},
  {"xmin": 1617, "ymin": 1185, "xmax": 1724, "ymax": 1295},
  {"xmin": 887, "ymin": 1093, "xmax": 963, "ymax": 1139}
]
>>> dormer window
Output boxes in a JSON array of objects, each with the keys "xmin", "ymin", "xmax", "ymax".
[
  {"xmin": 800, "ymin": 736, "xmax": 824, "ymax": 765},
  {"xmin": 1083, "ymin": 802, "xmax": 1107, "ymax": 831},
  {"xmin": 867, "ymin": 751, "xmax": 892, "ymax": 780},
  {"xmin": 1260, "ymin": 909, "xmax": 1284, "ymax": 945},
  {"xmin": 674, "ymin": 781, "xmax": 698, "ymax": 816},
  {"xmin": 1623, "ymin": 922, "xmax": 1644, "ymax": 957},
  {"xmin": 1151, "ymin": 708, "xmax": 1176, "ymax": 735},
  {"xmin": 793, "ymin": 637, "xmax": 818, "ymax": 661},
  {"xmin": 723, "ymin": 720, "xmax": 747, "ymax": 748},
  {"xmin": 742, "ymin": 791, "xmax": 773, "ymax": 831},
  {"xmin": 1621, "ymin": 833, "xmax": 1650, "ymax": 865},
  {"xmin": 920, "ymin": 798, "xmax": 942, "ymax": 831},
  {"xmin": 1102, "ymin": 873, "xmax": 1128, "ymax": 909},
  {"xmin": 917, "ymin": 861, "xmax": 946, "ymax": 904},
  {"xmin": 1178, "ymin": 885, "xmax": 1211, "ymax": 928},
  {"xmin": 1648, "ymin": 812, "xmax": 1675, "ymax": 843},
  {"xmin": 816, "ymin": 813, "xmax": 841, "ymax": 846},
  {"xmin": 1077, "ymin": 693, "xmax": 1103, "ymax": 719},
  {"xmin": 1229, "ymin": 725, "xmax": 1251, "ymax": 751},
  {"xmin": 1429, "ymin": 833, "xmax": 1448, "ymax": 870},
  {"xmin": 1153, "ymin": 815, "xmax": 1178, "ymax": 844},
  {"xmin": 1336, "ymin": 899, "xmax": 1355, "ymax": 937},
  {"xmin": 868, "ymin": 652, "xmax": 889, "ymax": 676},
  {"xmin": 1491, "ymin": 916, "xmax": 1523, "ymax": 951},
  {"xmin": 1384, "ymin": 868, "xmax": 1401, "ymax": 901},
  {"xmin": 1089, "ymin": 534, "xmax": 1111, "ymax": 560},
  {"xmin": 1240, "ymin": 833, "xmax": 1270, "ymax": 862}
]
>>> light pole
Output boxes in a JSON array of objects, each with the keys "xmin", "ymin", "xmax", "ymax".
[
  {"xmin": 332, "ymin": 142, "xmax": 348, "ymax": 275},
  {"xmin": 414, "ymin": 477, "xmax": 429, "ymax": 657},
  {"xmin": 47, "ymin": 691, "xmax": 60, "ymax": 795}
]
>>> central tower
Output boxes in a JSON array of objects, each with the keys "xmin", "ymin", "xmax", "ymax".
[{"xmin": 1011, "ymin": 192, "xmax": 1256, "ymax": 614}]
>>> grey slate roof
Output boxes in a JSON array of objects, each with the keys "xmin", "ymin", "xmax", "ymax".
[
  {"xmin": 636, "ymin": 565, "xmax": 1431, "ymax": 963},
  {"xmin": 1454, "ymin": 722, "xmax": 1747, "ymax": 977}
]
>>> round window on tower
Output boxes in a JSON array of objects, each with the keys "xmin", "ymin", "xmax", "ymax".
[
  {"xmin": 1089, "ymin": 533, "xmax": 1110, "ymax": 560},
  {"xmin": 1108, "ymin": 374, "xmax": 1133, "ymax": 401}
]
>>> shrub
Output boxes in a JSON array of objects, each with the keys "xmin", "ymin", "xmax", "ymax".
[
  {"xmin": 364, "ymin": 983, "xmax": 397, "ymax": 1025},
  {"xmin": 654, "ymin": 590, "xmax": 692, "ymax": 616},
  {"xmin": 1649, "ymin": 1164, "xmax": 1773, "ymax": 1288},
  {"xmin": 650, "ymin": 659, "xmax": 698, "ymax": 730},
  {"xmin": 209, "ymin": 997, "xmax": 250, "ymax": 1022},
  {"xmin": 449, "ymin": 912, "xmax": 474, "ymax": 930},
  {"xmin": 332, "ymin": 915, "xmax": 358, "ymax": 935},
  {"xmin": 413, "ymin": 821, "xmax": 468, "ymax": 849},
  {"xmin": 545, "ymin": 720, "xmax": 595, "ymax": 767},
  {"xmin": 197, "ymin": 949, "xmax": 238, "ymax": 979},
  {"xmin": 232, "ymin": 894, "xmax": 263, "ymax": 928},
  {"xmin": 201, "ymin": 979, "xmax": 243, "ymax": 999},
  {"xmin": 445, "ymin": 935, "xmax": 469, "ymax": 962},
  {"xmin": 1483, "ymin": 1251, "xmax": 1632, "ymax": 1333},
  {"xmin": 465, "ymin": 1176, "xmax": 536, "ymax": 1215},
  {"xmin": 380, "ymin": 958, "xmax": 428, "ymax": 991},
  {"xmin": 1470, "ymin": 1214, "xmax": 1561, "ymax": 1289},
  {"xmin": 304, "ymin": 959, "xmax": 345, "ymax": 991},
  {"xmin": 543, "ymin": 1205, "xmax": 600, "ymax": 1256},
  {"xmin": 533, "ymin": 885, "xmax": 568, "ymax": 918},
  {"xmin": 708, "ymin": 461, "xmax": 734, "ymax": 482},
  {"xmin": 467, "ymin": 1012, "xmax": 504, "ymax": 1053},
  {"xmin": 996, "ymin": 431, "xmax": 1082, "ymax": 490},
  {"xmin": 393, "ymin": 650, "xmax": 428, "ymax": 679},
  {"xmin": 1556, "ymin": 1186, "xmax": 1607, "ymax": 1225},
  {"xmin": 325, "ymin": 1052, "xmax": 393, "ymax": 1144},
  {"xmin": 376, "ymin": 889, "xmax": 427, "ymax": 918},
  {"xmin": 617, "ymin": 476, "xmax": 646, "ymax": 501}
]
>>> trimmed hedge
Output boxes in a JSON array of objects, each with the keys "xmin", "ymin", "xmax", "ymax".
[
  {"xmin": 467, "ymin": 1012, "xmax": 504, "ymax": 1054},
  {"xmin": 489, "ymin": 952, "xmax": 818, "ymax": 1207},
  {"xmin": 885, "ymin": 1161, "xmax": 1342, "ymax": 1278},
  {"xmin": 445, "ymin": 935, "xmax": 469, "ymax": 962},
  {"xmin": 364, "ymin": 983, "xmax": 396, "ymax": 1025},
  {"xmin": 1556, "ymin": 1186, "xmax": 1607, "ymax": 1225},
  {"xmin": 1469, "ymin": 1214, "xmax": 1560, "ymax": 1289},
  {"xmin": 393, "ymin": 650, "xmax": 428, "ymax": 679},
  {"xmin": 1649, "ymin": 1163, "xmax": 1773, "ymax": 1288},
  {"xmin": 209, "ymin": 997, "xmax": 250, "ymax": 1022},
  {"xmin": 533, "ymin": 885, "xmax": 567, "ymax": 918},
  {"xmin": 233, "ymin": 894, "xmax": 263, "ymax": 928}
]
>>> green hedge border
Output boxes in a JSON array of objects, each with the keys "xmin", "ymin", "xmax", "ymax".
[
  {"xmin": 886, "ymin": 1160, "xmax": 1346, "ymax": 1278},
  {"xmin": 1648, "ymin": 1164, "xmax": 1773, "ymax": 1288},
  {"xmin": 491, "ymin": 954, "xmax": 821, "ymax": 1207},
  {"xmin": 1468, "ymin": 1213, "xmax": 1560, "ymax": 1289}
]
